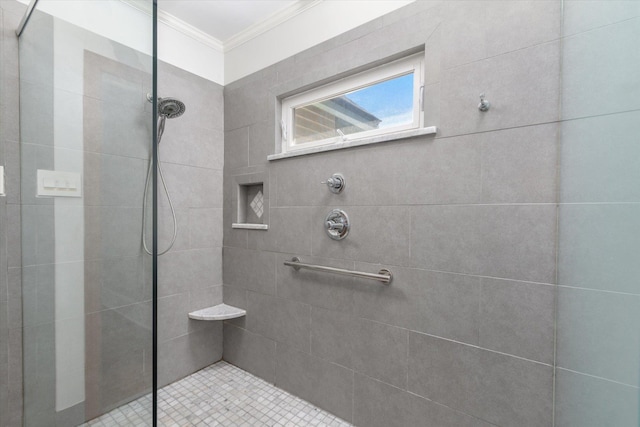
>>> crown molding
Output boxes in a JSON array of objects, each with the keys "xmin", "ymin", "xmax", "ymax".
[
  {"xmin": 120, "ymin": 0, "xmax": 322, "ymax": 53},
  {"xmin": 223, "ymin": 0, "xmax": 322, "ymax": 51},
  {"xmin": 119, "ymin": 0, "xmax": 225, "ymax": 52}
]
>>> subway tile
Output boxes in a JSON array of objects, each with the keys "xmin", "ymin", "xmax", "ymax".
[
  {"xmin": 555, "ymin": 368, "xmax": 639, "ymax": 427},
  {"xmin": 246, "ymin": 292, "xmax": 310, "ymax": 353},
  {"xmin": 479, "ymin": 278, "xmax": 555, "ymax": 364},
  {"xmin": 411, "ymin": 204, "xmax": 557, "ymax": 283},
  {"xmin": 560, "ymin": 111, "xmax": 640, "ymax": 203},
  {"xmin": 353, "ymin": 263, "xmax": 481, "ymax": 345},
  {"xmin": 558, "ymin": 204, "xmax": 640, "ymax": 293},
  {"xmin": 557, "ymin": 286, "xmax": 640, "ymax": 386},
  {"xmin": 440, "ymin": 41, "xmax": 560, "ymax": 137},
  {"xmin": 563, "ymin": 19, "xmax": 640, "ymax": 119},
  {"xmin": 276, "ymin": 254, "xmax": 355, "ymax": 313},
  {"xmin": 275, "ymin": 343, "xmax": 353, "ymax": 422},
  {"xmin": 354, "ymin": 373, "xmax": 494, "ymax": 427},
  {"xmin": 312, "ymin": 206, "xmax": 411, "ymax": 266},
  {"xmin": 408, "ymin": 333, "xmax": 553, "ymax": 427},
  {"xmin": 480, "ymin": 123, "xmax": 558, "ymax": 203},
  {"xmin": 223, "ymin": 323, "xmax": 276, "ymax": 383},
  {"xmin": 223, "ymin": 246, "xmax": 276, "ymax": 295}
]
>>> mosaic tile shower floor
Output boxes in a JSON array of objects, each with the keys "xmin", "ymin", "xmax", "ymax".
[{"xmin": 83, "ymin": 361, "xmax": 352, "ymax": 427}]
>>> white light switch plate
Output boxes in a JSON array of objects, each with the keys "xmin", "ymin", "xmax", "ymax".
[
  {"xmin": 0, "ymin": 166, "xmax": 5, "ymax": 196},
  {"xmin": 37, "ymin": 169, "xmax": 82, "ymax": 197}
]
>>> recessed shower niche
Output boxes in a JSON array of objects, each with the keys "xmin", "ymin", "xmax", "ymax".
[{"xmin": 232, "ymin": 173, "xmax": 269, "ymax": 230}]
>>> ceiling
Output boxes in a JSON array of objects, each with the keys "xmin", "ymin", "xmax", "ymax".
[{"xmin": 158, "ymin": 0, "xmax": 299, "ymax": 43}]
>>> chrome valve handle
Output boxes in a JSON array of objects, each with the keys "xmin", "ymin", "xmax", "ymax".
[
  {"xmin": 325, "ymin": 209, "xmax": 350, "ymax": 240},
  {"xmin": 321, "ymin": 173, "xmax": 345, "ymax": 193}
]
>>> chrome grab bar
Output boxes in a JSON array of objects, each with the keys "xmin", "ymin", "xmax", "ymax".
[{"xmin": 283, "ymin": 257, "xmax": 392, "ymax": 284}]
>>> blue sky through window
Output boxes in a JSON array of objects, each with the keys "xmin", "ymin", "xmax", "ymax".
[{"xmin": 345, "ymin": 73, "xmax": 414, "ymax": 129}]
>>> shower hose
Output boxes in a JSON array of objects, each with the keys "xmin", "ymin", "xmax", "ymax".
[{"xmin": 142, "ymin": 114, "xmax": 177, "ymax": 255}]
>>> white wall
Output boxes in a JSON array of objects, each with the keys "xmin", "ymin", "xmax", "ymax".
[
  {"xmin": 19, "ymin": 0, "xmax": 225, "ymax": 84},
  {"xmin": 224, "ymin": 0, "xmax": 414, "ymax": 84},
  {"xmin": 19, "ymin": 0, "xmax": 413, "ymax": 85}
]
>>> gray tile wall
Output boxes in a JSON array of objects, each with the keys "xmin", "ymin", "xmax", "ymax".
[
  {"xmin": 0, "ymin": 6, "xmax": 225, "ymax": 425},
  {"xmin": 156, "ymin": 60, "xmax": 224, "ymax": 389},
  {"xmin": 555, "ymin": 2, "xmax": 640, "ymax": 426},
  {"xmin": 81, "ymin": 42, "xmax": 224, "ymax": 420},
  {"xmin": 1, "ymin": 1, "xmax": 27, "ymax": 426},
  {"xmin": 223, "ymin": 1, "xmax": 561, "ymax": 426}
]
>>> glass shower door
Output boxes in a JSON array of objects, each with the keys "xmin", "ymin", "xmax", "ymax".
[
  {"xmin": 555, "ymin": 1, "xmax": 640, "ymax": 425},
  {"xmin": 17, "ymin": 1, "xmax": 156, "ymax": 425}
]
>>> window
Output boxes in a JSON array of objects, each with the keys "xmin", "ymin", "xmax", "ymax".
[{"xmin": 278, "ymin": 53, "xmax": 426, "ymax": 157}]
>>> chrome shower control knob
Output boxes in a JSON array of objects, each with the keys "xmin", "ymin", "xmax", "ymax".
[
  {"xmin": 325, "ymin": 209, "xmax": 350, "ymax": 240},
  {"xmin": 321, "ymin": 173, "xmax": 345, "ymax": 193}
]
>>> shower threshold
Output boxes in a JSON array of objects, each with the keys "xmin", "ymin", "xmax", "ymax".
[{"xmin": 82, "ymin": 361, "xmax": 352, "ymax": 426}]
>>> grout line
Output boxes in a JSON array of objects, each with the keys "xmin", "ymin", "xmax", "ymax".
[{"xmin": 556, "ymin": 367, "xmax": 640, "ymax": 390}]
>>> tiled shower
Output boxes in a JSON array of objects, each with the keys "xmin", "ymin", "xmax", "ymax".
[{"xmin": 0, "ymin": 1, "xmax": 639, "ymax": 426}]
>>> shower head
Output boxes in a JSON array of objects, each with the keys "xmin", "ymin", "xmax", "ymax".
[{"xmin": 158, "ymin": 97, "xmax": 185, "ymax": 118}]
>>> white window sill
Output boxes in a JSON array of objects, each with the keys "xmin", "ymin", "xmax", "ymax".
[{"xmin": 267, "ymin": 126, "xmax": 437, "ymax": 161}]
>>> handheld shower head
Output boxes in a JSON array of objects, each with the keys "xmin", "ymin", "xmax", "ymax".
[{"xmin": 158, "ymin": 97, "xmax": 185, "ymax": 118}]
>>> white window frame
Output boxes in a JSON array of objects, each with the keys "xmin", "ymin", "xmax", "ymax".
[{"xmin": 279, "ymin": 53, "xmax": 425, "ymax": 156}]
